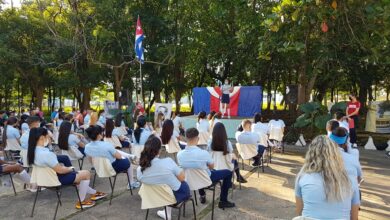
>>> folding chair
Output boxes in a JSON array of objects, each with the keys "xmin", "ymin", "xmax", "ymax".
[
  {"xmin": 269, "ymin": 126, "xmax": 284, "ymax": 154},
  {"xmin": 184, "ymin": 168, "xmax": 220, "ymax": 220},
  {"xmin": 30, "ymin": 165, "xmax": 83, "ymax": 220},
  {"xmin": 0, "ymin": 172, "xmax": 17, "ymax": 196},
  {"xmin": 139, "ymin": 183, "xmax": 197, "ymax": 220},
  {"xmin": 60, "ymin": 148, "xmax": 84, "ymax": 170},
  {"xmin": 235, "ymin": 143, "xmax": 264, "ymax": 177},
  {"xmin": 91, "ymin": 157, "xmax": 133, "ymax": 205},
  {"xmin": 4, "ymin": 139, "xmax": 22, "ymax": 161}
]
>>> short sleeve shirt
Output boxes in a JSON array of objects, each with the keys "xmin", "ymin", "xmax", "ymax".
[
  {"xmin": 177, "ymin": 146, "xmax": 213, "ymax": 175},
  {"xmin": 252, "ymin": 122, "xmax": 269, "ymax": 135},
  {"xmin": 207, "ymin": 140, "xmax": 233, "ymax": 153},
  {"xmin": 237, "ymin": 131, "xmax": 259, "ymax": 145},
  {"xmin": 6, "ymin": 126, "xmax": 20, "ymax": 139},
  {"xmin": 85, "ymin": 141, "xmax": 117, "ymax": 163},
  {"xmin": 137, "ymin": 158, "xmax": 182, "ymax": 191},
  {"xmin": 21, "ymin": 123, "xmax": 29, "ymax": 134},
  {"xmin": 132, "ymin": 128, "xmax": 152, "ymax": 145},
  {"xmin": 34, "ymin": 147, "xmax": 59, "ymax": 168},
  {"xmin": 295, "ymin": 172, "xmax": 359, "ymax": 219},
  {"xmin": 196, "ymin": 119, "xmax": 210, "ymax": 133},
  {"xmin": 20, "ymin": 131, "xmax": 29, "ymax": 150},
  {"xmin": 221, "ymin": 84, "xmax": 232, "ymax": 94},
  {"xmin": 347, "ymin": 101, "xmax": 361, "ymax": 116},
  {"xmin": 68, "ymin": 134, "xmax": 80, "ymax": 147}
]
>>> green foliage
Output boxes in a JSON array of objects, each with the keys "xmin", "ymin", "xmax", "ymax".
[{"xmin": 294, "ymin": 102, "xmax": 331, "ymax": 130}]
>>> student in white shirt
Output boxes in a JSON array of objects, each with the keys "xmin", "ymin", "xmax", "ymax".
[
  {"xmin": 196, "ymin": 111, "xmax": 210, "ymax": 133},
  {"xmin": 3, "ymin": 117, "xmax": 22, "ymax": 151},
  {"xmin": 106, "ymin": 119, "xmax": 130, "ymax": 148},
  {"xmin": 137, "ymin": 135, "xmax": 190, "ymax": 220},
  {"xmin": 154, "ymin": 112, "xmax": 165, "ymax": 135},
  {"xmin": 210, "ymin": 112, "xmax": 222, "ymax": 131},
  {"xmin": 236, "ymin": 119, "xmax": 265, "ymax": 166},
  {"xmin": 58, "ymin": 121, "xmax": 86, "ymax": 157},
  {"xmin": 171, "ymin": 112, "xmax": 184, "ymax": 135},
  {"xmin": 161, "ymin": 119, "xmax": 185, "ymax": 150},
  {"xmin": 20, "ymin": 114, "xmax": 29, "ymax": 134},
  {"xmin": 252, "ymin": 113, "xmax": 269, "ymax": 135},
  {"xmin": 132, "ymin": 116, "xmax": 153, "ymax": 145},
  {"xmin": 96, "ymin": 110, "xmax": 106, "ymax": 128},
  {"xmin": 220, "ymin": 79, "xmax": 233, "ymax": 118}
]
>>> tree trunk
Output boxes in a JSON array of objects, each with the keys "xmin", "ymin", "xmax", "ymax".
[
  {"xmin": 79, "ymin": 88, "xmax": 91, "ymax": 111},
  {"xmin": 34, "ymin": 87, "xmax": 44, "ymax": 110}
]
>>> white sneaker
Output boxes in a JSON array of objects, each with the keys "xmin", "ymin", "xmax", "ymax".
[
  {"xmin": 127, "ymin": 181, "xmax": 141, "ymax": 190},
  {"xmin": 157, "ymin": 210, "xmax": 171, "ymax": 220}
]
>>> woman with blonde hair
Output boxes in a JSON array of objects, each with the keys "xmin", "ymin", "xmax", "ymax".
[{"xmin": 295, "ymin": 135, "xmax": 359, "ymax": 220}]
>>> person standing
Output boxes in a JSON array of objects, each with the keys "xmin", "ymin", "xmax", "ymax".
[
  {"xmin": 346, "ymin": 94, "xmax": 361, "ymax": 148},
  {"xmin": 220, "ymin": 79, "xmax": 233, "ymax": 119}
]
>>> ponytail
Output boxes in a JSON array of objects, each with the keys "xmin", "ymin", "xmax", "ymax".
[
  {"xmin": 139, "ymin": 135, "xmax": 161, "ymax": 172},
  {"xmin": 28, "ymin": 127, "xmax": 48, "ymax": 166}
]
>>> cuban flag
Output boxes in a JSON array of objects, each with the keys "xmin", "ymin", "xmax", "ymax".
[
  {"xmin": 193, "ymin": 86, "xmax": 262, "ymax": 117},
  {"xmin": 135, "ymin": 16, "xmax": 144, "ymax": 64}
]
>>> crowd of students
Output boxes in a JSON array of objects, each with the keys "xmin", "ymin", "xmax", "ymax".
[{"xmin": 0, "ymin": 105, "xmax": 366, "ymax": 219}]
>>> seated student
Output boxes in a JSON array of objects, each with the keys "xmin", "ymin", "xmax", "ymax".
[
  {"xmin": 96, "ymin": 110, "xmax": 106, "ymax": 128},
  {"xmin": 207, "ymin": 111, "xmax": 216, "ymax": 122},
  {"xmin": 114, "ymin": 113, "xmax": 131, "ymax": 136},
  {"xmin": 171, "ymin": 112, "xmax": 184, "ymax": 136},
  {"xmin": 85, "ymin": 126, "xmax": 140, "ymax": 189},
  {"xmin": 210, "ymin": 112, "xmax": 222, "ymax": 131},
  {"xmin": 58, "ymin": 121, "xmax": 86, "ymax": 158},
  {"xmin": 106, "ymin": 119, "xmax": 130, "ymax": 148},
  {"xmin": 154, "ymin": 112, "xmax": 165, "ymax": 135},
  {"xmin": 137, "ymin": 135, "xmax": 191, "ymax": 220},
  {"xmin": 20, "ymin": 114, "xmax": 29, "ymax": 134},
  {"xmin": 28, "ymin": 127, "xmax": 106, "ymax": 209},
  {"xmin": 207, "ymin": 122, "xmax": 247, "ymax": 183},
  {"xmin": 236, "ymin": 119, "xmax": 265, "ymax": 166},
  {"xmin": 161, "ymin": 119, "xmax": 185, "ymax": 151},
  {"xmin": 132, "ymin": 115, "xmax": 153, "ymax": 145},
  {"xmin": 326, "ymin": 120, "xmax": 340, "ymax": 136},
  {"xmin": 0, "ymin": 158, "xmax": 35, "ymax": 192},
  {"xmin": 335, "ymin": 111, "xmax": 350, "ymax": 132},
  {"xmin": 252, "ymin": 112, "xmax": 269, "ymax": 135},
  {"xmin": 329, "ymin": 127, "xmax": 363, "ymax": 187},
  {"xmin": 295, "ymin": 135, "xmax": 359, "ymax": 220},
  {"xmin": 3, "ymin": 117, "xmax": 22, "ymax": 151},
  {"xmin": 196, "ymin": 111, "xmax": 210, "ymax": 133},
  {"xmin": 21, "ymin": 116, "xmax": 72, "ymax": 167},
  {"xmin": 178, "ymin": 128, "xmax": 235, "ymax": 208}
]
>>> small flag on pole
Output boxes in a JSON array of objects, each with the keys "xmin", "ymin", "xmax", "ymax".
[{"xmin": 135, "ymin": 16, "xmax": 145, "ymax": 64}]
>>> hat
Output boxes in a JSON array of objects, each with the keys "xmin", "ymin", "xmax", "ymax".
[{"xmin": 329, "ymin": 133, "xmax": 348, "ymax": 145}]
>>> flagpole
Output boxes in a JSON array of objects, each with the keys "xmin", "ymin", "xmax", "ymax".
[{"xmin": 139, "ymin": 61, "xmax": 143, "ymax": 103}]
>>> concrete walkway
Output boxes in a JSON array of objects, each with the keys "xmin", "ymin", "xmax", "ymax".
[{"xmin": 0, "ymin": 146, "xmax": 389, "ymax": 220}]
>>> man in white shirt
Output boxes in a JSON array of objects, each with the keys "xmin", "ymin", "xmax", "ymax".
[{"xmin": 237, "ymin": 119, "xmax": 266, "ymax": 166}]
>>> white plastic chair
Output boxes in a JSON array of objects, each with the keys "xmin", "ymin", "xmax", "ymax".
[
  {"xmin": 30, "ymin": 165, "xmax": 83, "ymax": 219},
  {"xmin": 104, "ymin": 136, "xmax": 122, "ymax": 149},
  {"xmin": 269, "ymin": 126, "xmax": 284, "ymax": 152},
  {"xmin": 91, "ymin": 157, "xmax": 133, "ymax": 204},
  {"xmin": 139, "ymin": 184, "xmax": 197, "ymax": 220}
]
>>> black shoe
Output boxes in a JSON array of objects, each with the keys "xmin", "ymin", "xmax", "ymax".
[
  {"xmin": 200, "ymin": 195, "xmax": 206, "ymax": 204},
  {"xmin": 251, "ymin": 162, "xmax": 260, "ymax": 167},
  {"xmin": 237, "ymin": 176, "xmax": 248, "ymax": 183},
  {"xmin": 218, "ymin": 201, "xmax": 235, "ymax": 209}
]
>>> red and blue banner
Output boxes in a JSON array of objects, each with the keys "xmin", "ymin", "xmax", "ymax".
[{"xmin": 193, "ymin": 86, "xmax": 262, "ymax": 117}]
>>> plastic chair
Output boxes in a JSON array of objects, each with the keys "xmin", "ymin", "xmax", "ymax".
[
  {"xmin": 236, "ymin": 143, "xmax": 264, "ymax": 177},
  {"xmin": 104, "ymin": 136, "xmax": 123, "ymax": 149},
  {"xmin": 269, "ymin": 126, "xmax": 284, "ymax": 153},
  {"xmin": 30, "ymin": 165, "xmax": 83, "ymax": 220},
  {"xmin": 0, "ymin": 172, "xmax": 17, "ymax": 196},
  {"xmin": 139, "ymin": 183, "xmax": 197, "ymax": 220},
  {"xmin": 91, "ymin": 157, "xmax": 133, "ymax": 205},
  {"xmin": 60, "ymin": 147, "xmax": 84, "ymax": 170}
]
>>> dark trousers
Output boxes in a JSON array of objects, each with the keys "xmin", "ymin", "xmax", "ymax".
[
  {"xmin": 120, "ymin": 140, "xmax": 130, "ymax": 148},
  {"xmin": 350, "ymin": 115, "xmax": 358, "ymax": 144},
  {"xmin": 57, "ymin": 155, "xmax": 72, "ymax": 167},
  {"xmin": 173, "ymin": 181, "xmax": 191, "ymax": 204},
  {"xmin": 253, "ymin": 145, "xmax": 266, "ymax": 164},
  {"xmin": 78, "ymin": 147, "xmax": 86, "ymax": 156},
  {"xmin": 198, "ymin": 169, "xmax": 232, "ymax": 202}
]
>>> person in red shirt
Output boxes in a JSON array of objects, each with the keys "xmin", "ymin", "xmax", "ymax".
[{"xmin": 346, "ymin": 94, "xmax": 361, "ymax": 148}]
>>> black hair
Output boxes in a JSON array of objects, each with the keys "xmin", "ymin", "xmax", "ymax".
[
  {"xmin": 105, "ymin": 119, "xmax": 115, "ymax": 138},
  {"xmin": 207, "ymin": 111, "xmax": 216, "ymax": 121},
  {"xmin": 58, "ymin": 121, "xmax": 72, "ymax": 150},
  {"xmin": 237, "ymin": 124, "xmax": 244, "ymax": 132},
  {"xmin": 140, "ymin": 135, "xmax": 162, "ymax": 172},
  {"xmin": 28, "ymin": 127, "xmax": 48, "ymax": 166},
  {"xmin": 134, "ymin": 115, "xmax": 146, "ymax": 143},
  {"xmin": 335, "ymin": 112, "xmax": 345, "ymax": 120},
  {"xmin": 254, "ymin": 112, "xmax": 262, "ymax": 124},
  {"xmin": 19, "ymin": 114, "xmax": 29, "ymax": 129},
  {"xmin": 2, "ymin": 117, "xmax": 18, "ymax": 147},
  {"xmin": 86, "ymin": 125, "xmax": 103, "ymax": 141},
  {"xmin": 330, "ymin": 120, "xmax": 340, "ymax": 132},
  {"xmin": 27, "ymin": 116, "xmax": 41, "ymax": 126},
  {"xmin": 198, "ymin": 111, "xmax": 207, "ymax": 123},
  {"xmin": 114, "ymin": 113, "xmax": 122, "ymax": 127},
  {"xmin": 185, "ymin": 127, "xmax": 199, "ymax": 140},
  {"xmin": 211, "ymin": 123, "xmax": 228, "ymax": 155},
  {"xmin": 161, "ymin": 120, "xmax": 174, "ymax": 145}
]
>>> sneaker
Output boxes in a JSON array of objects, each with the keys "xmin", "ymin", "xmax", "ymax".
[
  {"xmin": 127, "ymin": 181, "xmax": 141, "ymax": 190},
  {"xmin": 251, "ymin": 162, "xmax": 260, "ymax": 167},
  {"xmin": 75, "ymin": 200, "xmax": 95, "ymax": 209},
  {"xmin": 157, "ymin": 210, "xmax": 171, "ymax": 220},
  {"xmin": 218, "ymin": 200, "xmax": 235, "ymax": 209},
  {"xmin": 200, "ymin": 195, "xmax": 206, "ymax": 204},
  {"xmin": 352, "ymin": 143, "xmax": 358, "ymax": 148},
  {"xmin": 237, "ymin": 176, "xmax": 248, "ymax": 183},
  {"xmin": 90, "ymin": 192, "xmax": 107, "ymax": 201}
]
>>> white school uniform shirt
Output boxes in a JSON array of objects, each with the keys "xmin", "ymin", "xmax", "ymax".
[
  {"xmin": 237, "ymin": 131, "xmax": 259, "ymax": 145},
  {"xmin": 21, "ymin": 123, "xmax": 29, "ymax": 134},
  {"xmin": 20, "ymin": 130, "xmax": 29, "ymax": 150},
  {"xmin": 252, "ymin": 122, "xmax": 269, "ymax": 135},
  {"xmin": 34, "ymin": 147, "xmax": 59, "ymax": 168},
  {"xmin": 68, "ymin": 134, "xmax": 81, "ymax": 147},
  {"xmin": 85, "ymin": 141, "xmax": 117, "ymax": 163},
  {"xmin": 172, "ymin": 116, "xmax": 183, "ymax": 133},
  {"xmin": 221, "ymin": 84, "xmax": 232, "ymax": 94},
  {"xmin": 268, "ymin": 119, "xmax": 285, "ymax": 141},
  {"xmin": 196, "ymin": 119, "xmax": 210, "ymax": 133},
  {"xmin": 6, "ymin": 125, "xmax": 20, "ymax": 140}
]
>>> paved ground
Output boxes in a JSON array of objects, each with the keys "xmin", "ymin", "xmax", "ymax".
[{"xmin": 0, "ymin": 145, "xmax": 389, "ymax": 220}]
